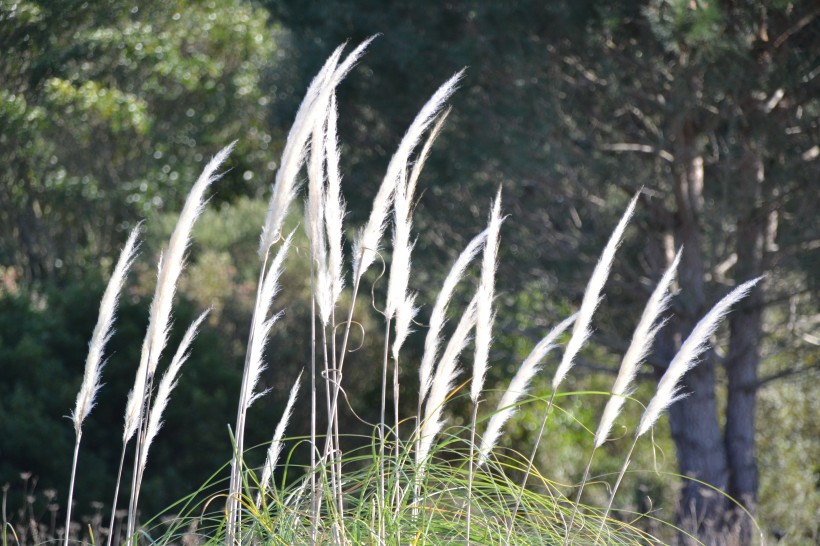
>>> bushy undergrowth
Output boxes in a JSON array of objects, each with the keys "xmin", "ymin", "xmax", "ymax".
[{"xmin": 3, "ymin": 40, "xmax": 763, "ymax": 546}]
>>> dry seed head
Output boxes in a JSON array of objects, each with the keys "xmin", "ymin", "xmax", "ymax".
[
  {"xmin": 418, "ymin": 228, "xmax": 488, "ymax": 406},
  {"xmin": 73, "ymin": 225, "xmax": 141, "ymax": 434},
  {"xmin": 478, "ymin": 313, "xmax": 576, "ymax": 465},
  {"xmin": 594, "ymin": 249, "xmax": 681, "ymax": 448},
  {"xmin": 552, "ymin": 192, "xmax": 638, "ymax": 390},
  {"xmin": 140, "ymin": 309, "xmax": 209, "ymax": 473},
  {"xmin": 637, "ymin": 276, "xmax": 762, "ymax": 437},
  {"xmin": 353, "ymin": 70, "xmax": 464, "ymax": 281},
  {"xmin": 471, "ymin": 189, "xmax": 503, "ymax": 403}
]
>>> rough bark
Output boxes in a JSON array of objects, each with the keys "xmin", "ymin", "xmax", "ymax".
[
  {"xmin": 724, "ymin": 149, "xmax": 768, "ymax": 543},
  {"xmin": 663, "ymin": 116, "xmax": 731, "ymax": 543}
]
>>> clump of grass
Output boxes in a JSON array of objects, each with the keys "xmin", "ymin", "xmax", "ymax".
[{"xmin": 55, "ymin": 38, "xmax": 763, "ymax": 546}]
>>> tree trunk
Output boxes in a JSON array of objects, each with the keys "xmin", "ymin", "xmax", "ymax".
[
  {"xmin": 663, "ymin": 117, "xmax": 730, "ymax": 544},
  {"xmin": 724, "ymin": 149, "xmax": 768, "ymax": 543}
]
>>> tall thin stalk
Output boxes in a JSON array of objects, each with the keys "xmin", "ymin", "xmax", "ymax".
[
  {"xmin": 319, "ymin": 72, "xmax": 465, "ymax": 533},
  {"xmin": 228, "ymin": 233, "xmax": 292, "ymax": 544},
  {"xmin": 126, "ymin": 144, "xmax": 233, "ymax": 543},
  {"xmin": 254, "ymin": 42, "xmax": 372, "ymax": 542}
]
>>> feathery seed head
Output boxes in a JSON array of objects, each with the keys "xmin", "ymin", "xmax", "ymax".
[
  {"xmin": 145, "ymin": 143, "xmax": 235, "ymax": 381},
  {"xmin": 259, "ymin": 43, "xmax": 351, "ymax": 255},
  {"xmin": 478, "ymin": 313, "xmax": 576, "ymax": 465},
  {"xmin": 140, "ymin": 309, "xmax": 209, "ymax": 473},
  {"xmin": 471, "ymin": 188, "xmax": 503, "ymax": 403},
  {"xmin": 257, "ymin": 370, "xmax": 303, "ymax": 506},
  {"xmin": 407, "ymin": 108, "xmax": 451, "ymax": 201},
  {"xmin": 636, "ymin": 276, "xmax": 762, "ymax": 438},
  {"xmin": 552, "ymin": 192, "xmax": 638, "ymax": 390},
  {"xmin": 594, "ymin": 249, "xmax": 681, "ymax": 448},
  {"xmin": 243, "ymin": 232, "xmax": 294, "ymax": 412},
  {"xmin": 124, "ymin": 145, "xmax": 232, "ymax": 444},
  {"xmin": 385, "ymin": 166, "xmax": 413, "ymax": 319},
  {"xmin": 72, "ymin": 225, "xmax": 141, "ymax": 434},
  {"xmin": 354, "ymin": 70, "xmax": 465, "ymax": 282},
  {"xmin": 418, "ymin": 296, "xmax": 478, "ymax": 467},
  {"xmin": 259, "ymin": 38, "xmax": 375, "ymax": 256},
  {"xmin": 392, "ymin": 293, "xmax": 419, "ymax": 361},
  {"xmin": 324, "ymin": 92, "xmax": 347, "ymax": 305},
  {"xmin": 418, "ymin": 228, "xmax": 488, "ymax": 405}
]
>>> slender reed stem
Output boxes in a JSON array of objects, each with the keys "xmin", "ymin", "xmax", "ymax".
[
  {"xmin": 105, "ymin": 444, "xmax": 128, "ymax": 546},
  {"xmin": 324, "ymin": 271, "xmax": 362, "ymax": 450},
  {"xmin": 309, "ymin": 261, "xmax": 319, "ymax": 546},
  {"xmin": 505, "ymin": 389, "xmax": 557, "ymax": 544},
  {"xmin": 127, "ymin": 376, "xmax": 155, "ymax": 544},
  {"xmin": 320, "ymin": 262, "xmax": 363, "ymax": 546},
  {"xmin": 563, "ymin": 447, "xmax": 597, "ymax": 544},
  {"xmin": 228, "ymin": 250, "xmax": 268, "ymax": 545},
  {"xmin": 315, "ymin": 313, "xmax": 335, "ymax": 543},
  {"xmin": 391, "ymin": 353, "xmax": 401, "ymax": 517},
  {"xmin": 594, "ymin": 435, "xmax": 639, "ymax": 544},
  {"xmin": 379, "ymin": 318, "xmax": 392, "ymax": 540},
  {"xmin": 62, "ymin": 436, "xmax": 81, "ymax": 546},
  {"xmin": 321, "ymin": 254, "xmax": 366, "ymax": 533},
  {"xmin": 465, "ymin": 399, "xmax": 480, "ymax": 545}
]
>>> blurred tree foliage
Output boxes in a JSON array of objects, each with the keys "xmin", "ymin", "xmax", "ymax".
[{"xmin": 0, "ymin": 0, "xmax": 282, "ymax": 283}]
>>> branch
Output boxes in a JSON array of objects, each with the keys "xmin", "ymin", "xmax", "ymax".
[
  {"xmin": 773, "ymin": 7, "xmax": 820, "ymax": 49},
  {"xmin": 757, "ymin": 363, "xmax": 820, "ymax": 387},
  {"xmin": 598, "ymin": 142, "xmax": 674, "ymax": 163}
]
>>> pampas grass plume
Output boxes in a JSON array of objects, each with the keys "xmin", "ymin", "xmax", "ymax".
[
  {"xmin": 65, "ymin": 225, "xmax": 140, "ymax": 546},
  {"xmin": 637, "ymin": 276, "xmax": 762, "ymax": 437},
  {"xmin": 593, "ymin": 248, "xmax": 681, "ymax": 448},
  {"xmin": 385, "ymin": 165, "xmax": 414, "ymax": 320},
  {"xmin": 258, "ymin": 46, "xmax": 343, "ymax": 255},
  {"xmin": 324, "ymin": 92, "xmax": 346, "ymax": 305},
  {"xmin": 257, "ymin": 370, "xmax": 303, "ymax": 506},
  {"xmin": 552, "ymin": 192, "xmax": 638, "ymax": 390},
  {"xmin": 144, "ymin": 142, "xmax": 235, "ymax": 378},
  {"xmin": 259, "ymin": 39, "xmax": 374, "ymax": 256},
  {"xmin": 122, "ymin": 143, "xmax": 233, "ymax": 447},
  {"xmin": 478, "ymin": 313, "xmax": 576, "ymax": 465},
  {"xmin": 353, "ymin": 70, "xmax": 464, "ymax": 281},
  {"xmin": 243, "ymin": 231, "xmax": 294, "ymax": 411},
  {"xmin": 72, "ymin": 224, "xmax": 141, "ymax": 433},
  {"xmin": 140, "ymin": 309, "xmax": 210, "ymax": 473},
  {"xmin": 471, "ymin": 189, "xmax": 503, "ymax": 403},
  {"xmin": 417, "ymin": 296, "xmax": 478, "ymax": 467},
  {"xmin": 418, "ymin": 228, "xmax": 488, "ymax": 407},
  {"xmin": 386, "ymin": 110, "xmax": 449, "ymax": 341},
  {"xmin": 407, "ymin": 108, "xmax": 450, "ymax": 201}
]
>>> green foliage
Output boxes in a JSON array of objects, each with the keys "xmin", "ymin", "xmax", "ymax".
[
  {"xmin": 757, "ymin": 373, "xmax": 820, "ymax": 541},
  {"xmin": 138, "ymin": 429, "xmax": 664, "ymax": 546},
  {"xmin": 0, "ymin": 279, "xmax": 237, "ymax": 516},
  {"xmin": 0, "ymin": 0, "xmax": 282, "ymax": 282}
]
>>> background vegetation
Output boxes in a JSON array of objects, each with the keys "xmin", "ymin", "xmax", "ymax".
[{"xmin": 1, "ymin": 0, "xmax": 817, "ymax": 543}]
